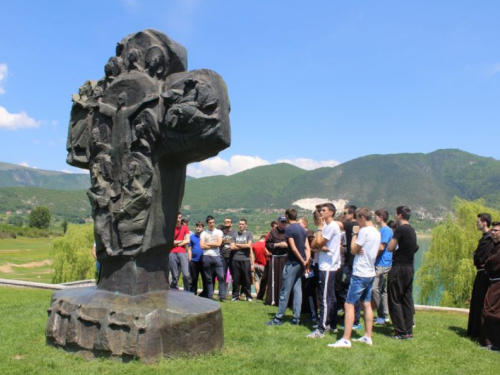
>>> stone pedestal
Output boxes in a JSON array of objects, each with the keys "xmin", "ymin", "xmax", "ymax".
[{"xmin": 46, "ymin": 287, "xmax": 223, "ymax": 362}]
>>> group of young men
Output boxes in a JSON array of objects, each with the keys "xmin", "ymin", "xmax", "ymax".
[
  {"xmin": 169, "ymin": 212, "xmax": 266, "ymax": 302},
  {"xmin": 467, "ymin": 214, "xmax": 500, "ymax": 351},
  {"xmin": 264, "ymin": 205, "xmax": 418, "ymax": 348}
]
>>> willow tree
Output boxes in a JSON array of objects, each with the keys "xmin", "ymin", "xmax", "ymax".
[
  {"xmin": 416, "ymin": 198, "xmax": 500, "ymax": 308},
  {"xmin": 51, "ymin": 223, "xmax": 95, "ymax": 283}
]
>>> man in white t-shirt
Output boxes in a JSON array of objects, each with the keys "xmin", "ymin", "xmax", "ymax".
[
  {"xmin": 200, "ymin": 215, "xmax": 226, "ymax": 301},
  {"xmin": 307, "ymin": 203, "xmax": 342, "ymax": 338},
  {"xmin": 329, "ymin": 207, "xmax": 381, "ymax": 348}
]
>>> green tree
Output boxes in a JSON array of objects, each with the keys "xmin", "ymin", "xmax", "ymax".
[
  {"xmin": 51, "ymin": 223, "xmax": 95, "ymax": 283},
  {"xmin": 61, "ymin": 219, "xmax": 68, "ymax": 234},
  {"xmin": 28, "ymin": 206, "xmax": 51, "ymax": 229},
  {"xmin": 7, "ymin": 215, "xmax": 24, "ymax": 227},
  {"xmin": 416, "ymin": 198, "xmax": 500, "ymax": 307}
]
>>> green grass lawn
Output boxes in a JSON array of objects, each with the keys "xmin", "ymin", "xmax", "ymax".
[
  {"xmin": 0, "ymin": 237, "xmax": 53, "ymax": 283},
  {"xmin": 0, "ymin": 287, "xmax": 497, "ymax": 375}
]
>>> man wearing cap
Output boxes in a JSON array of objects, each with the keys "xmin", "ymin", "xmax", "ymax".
[
  {"xmin": 267, "ymin": 208, "xmax": 311, "ymax": 326},
  {"xmin": 264, "ymin": 215, "xmax": 289, "ymax": 306}
]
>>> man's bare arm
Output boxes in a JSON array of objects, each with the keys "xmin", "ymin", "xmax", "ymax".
[
  {"xmin": 351, "ymin": 235, "xmax": 361, "ymax": 255},
  {"xmin": 387, "ymin": 238, "xmax": 398, "ymax": 252}
]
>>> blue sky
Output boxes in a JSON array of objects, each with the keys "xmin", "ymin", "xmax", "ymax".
[{"xmin": 0, "ymin": 1, "xmax": 499, "ymax": 177}]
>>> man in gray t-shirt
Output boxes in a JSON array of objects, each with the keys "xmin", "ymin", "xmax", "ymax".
[{"xmin": 230, "ymin": 218, "xmax": 254, "ymax": 301}]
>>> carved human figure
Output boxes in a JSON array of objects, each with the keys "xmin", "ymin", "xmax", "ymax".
[
  {"xmin": 126, "ymin": 48, "xmax": 143, "ymax": 72},
  {"xmin": 145, "ymin": 45, "xmax": 166, "ymax": 78},
  {"xmin": 98, "ymin": 92, "xmax": 159, "ymax": 185},
  {"xmin": 114, "ymin": 154, "xmax": 153, "ymax": 249},
  {"xmin": 104, "ymin": 57, "xmax": 122, "ymax": 81},
  {"xmin": 163, "ymin": 78, "xmax": 219, "ymax": 131},
  {"xmin": 132, "ymin": 109, "xmax": 158, "ymax": 155},
  {"xmin": 87, "ymin": 158, "xmax": 114, "ymax": 256}
]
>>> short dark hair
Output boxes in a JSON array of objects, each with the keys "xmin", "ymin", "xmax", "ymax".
[
  {"xmin": 396, "ymin": 206, "xmax": 411, "ymax": 220},
  {"xmin": 387, "ymin": 220, "xmax": 397, "ymax": 230},
  {"xmin": 206, "ymin": 215, "xmax": 215, "ymax": 223},
  {"xmin": 224, "ymin": 217, "xmax": 233, "ymax": 223},
  {"xmin": 478, "ymin": 213, "xmax": 492, "ymax": 228},
  {"xmin": 356, "ymin": 208, "xmax": 372, "ymax": 221},
  {"xmin": 270, "ymin": 220, "xmax": 277, "ymax": 228},
  {"xmin": 322, "ymin": 203, "xmax": 336, "ymax": 216},
  {"xmin": 492, "ymin": 221, "xmax": 500, "ymax": 228},
  {"xmin": 345, "ymin": 205, "xmax": 357, "ymax": 215},
  {"xmin": 375, "ymin": 209, "xmax": 389, "ymax": 223},
  {"xmin": 285, "ymin": 208, "xmax": 298, "ymax": 221},
  {"xmin": 181, "ymin": 218, "xmax": 188, "ymax": 225},
  {"xmin": 239, "ymin": 218, "xmax": 247, "ymax": 224},
  {"xmin": 195, "ymin": 221, "xmax": 204, "ymax": 227}
]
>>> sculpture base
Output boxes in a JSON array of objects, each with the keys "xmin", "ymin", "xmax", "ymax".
[{"xmin": 46, "ymin": 287, "xmax": 224, "ymax": 362}]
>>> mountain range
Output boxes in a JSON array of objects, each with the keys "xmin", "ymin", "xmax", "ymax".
[{"xmin": 1, "ymin": 149, "xmax": 499, "ymax": 223}]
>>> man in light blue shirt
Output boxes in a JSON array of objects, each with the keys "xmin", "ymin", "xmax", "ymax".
[{"xmin": 372, "ymin": 209, "xmax": 393, "ymax": 325}]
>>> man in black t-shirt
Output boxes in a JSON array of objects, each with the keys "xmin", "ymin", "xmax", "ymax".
[{"xmin": 387, "ymin": 205, "xmax": 417, "ymax": 339}]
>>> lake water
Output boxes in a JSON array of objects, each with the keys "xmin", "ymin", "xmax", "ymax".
[{"xmin": 415, "ymin": 234, "xmax": 431, "ymax": 271}]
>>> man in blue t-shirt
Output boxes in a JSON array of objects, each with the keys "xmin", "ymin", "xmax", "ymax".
[
  {"xmin": 266, "ymin": 208, "xmax": 311, "ymax": 326},
  {"xmin": 372, "ymin": 209, "xmax": 393, "ymax": 325},
  {"xmin": 187, "ymin": 221, "xmax": 207, "ymax": 296}
]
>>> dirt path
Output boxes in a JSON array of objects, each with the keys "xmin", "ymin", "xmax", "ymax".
[{"xmin": 0, "ymin": 260, "xmax": 52, "ymax": 273}]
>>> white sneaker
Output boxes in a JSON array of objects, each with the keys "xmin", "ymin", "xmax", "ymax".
[
  {"xmin": 353, "ymin": 336, "xmax": 373, "ymax": 346},
  {"xmin": 327, "ymin": 339, "xmax": 351, "ymax": 348},
  {"xmin": 306, "ymin": 329, "xmax": 325, "ymax": 339},
  {"xmin": 375, "ymin": 317, "xmax": 386, "ymax": 325}
]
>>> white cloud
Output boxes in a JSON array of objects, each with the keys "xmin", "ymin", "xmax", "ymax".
[
  {"xmin": 187, "ymin": 155, "xmax": 270, "ymax": 178},
  {"xmin": 277, "ymin": 158, "xmax": 341, "ymax": 170},
  {"xmin": 187, "ymin": 155, "xmax": 340, "ymax": 178},
  {"xmin": 0, "ymin": 63, "xmax": 7, "ymax": 94},
  {"xmin": 19, "ymin": 162, "xmax": 30, "ymax": 168},
  {"xmin": 61, "ymin": 167, "xmax": 89, "ymax": 174},
  {"xmin": 0, "ymin": 106, "xmax": 41, "ymax": 130}
]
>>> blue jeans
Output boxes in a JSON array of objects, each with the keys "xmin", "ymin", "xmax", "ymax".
[
  {"xmin": 347, "ymin": 275, "xmax": 375, "ymax": 304},
  {"xmin": 275, "ymin": 262, "xmax": 303, "ymax": 320}
]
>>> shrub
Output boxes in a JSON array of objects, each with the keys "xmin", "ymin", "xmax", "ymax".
[
  {"xmin": 51, "ymin": 223, "xmax": 95, "ymax": 283},
  {"xmin": 29, "ymin": 206, "xmax": 51, "ymax": 229}
]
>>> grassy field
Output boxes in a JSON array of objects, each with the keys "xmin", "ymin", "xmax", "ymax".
[
  {"xmin": 0, "ymin": 287, "xmax": 497, "ymax": 375},
  {"xmin": 0, "ymin": 237, "xmax": 53, "ymax": 283}
]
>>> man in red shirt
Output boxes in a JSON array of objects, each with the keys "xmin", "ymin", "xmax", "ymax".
[
  {"xmin": 169, "ymin": 212, "xmax": 191, "ymax": 291},
  {"xmin": 252, "ymin": 235, "xmax": 268, "ymax": 295}
]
